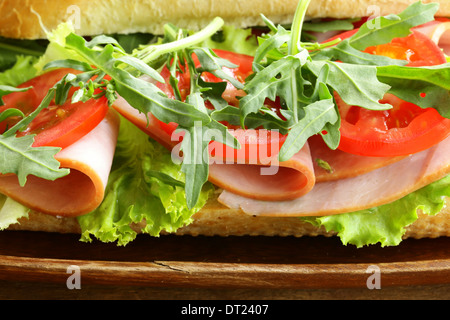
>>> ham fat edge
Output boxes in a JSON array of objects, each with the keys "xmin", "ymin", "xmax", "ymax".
[{"xmin": 1, "ymin": 20, "xmax": 450, "ymax": 220}]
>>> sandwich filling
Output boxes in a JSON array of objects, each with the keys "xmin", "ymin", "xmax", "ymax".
[{"xmin": 1, "ymin": 1, "xmax": 450, "ymax": 247}]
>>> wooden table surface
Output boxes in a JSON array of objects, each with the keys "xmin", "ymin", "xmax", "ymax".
[{"xmin": 0, "ymin": 230, "xmax": 449, "ymax": 300}]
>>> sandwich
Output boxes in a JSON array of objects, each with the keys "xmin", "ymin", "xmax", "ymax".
[{"xmin": 1, "ymin": 0, "xmax": 450, "ymax": 248}]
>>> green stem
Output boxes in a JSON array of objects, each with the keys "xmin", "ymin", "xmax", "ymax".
[
  {"xmin": 305, "ymin": 37, "xmax": 342, "ymax": 52},
  {"xmin": 289, "ymin": 0, "xmax": 311, "ymax": 123},
  {"xmin": 4, "ymin": 88, "xmax": 55, "ymax": 137},
  {"xmin": 137, "ymin": 17, "xmax": 224, "ymax": 64},
  {"xmin": 289, "ymin": 0, "xmax": 311, "ymax": 56}
]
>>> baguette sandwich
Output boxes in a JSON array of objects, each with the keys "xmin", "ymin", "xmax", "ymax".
[{"xmin": 1, "ymin": 0, "xmax": 450, "ymax": 247}]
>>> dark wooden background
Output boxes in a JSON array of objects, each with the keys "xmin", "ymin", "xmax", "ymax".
[{"xmin": 0, "ymin": 230, "xmax": 448, "ymax": 300}]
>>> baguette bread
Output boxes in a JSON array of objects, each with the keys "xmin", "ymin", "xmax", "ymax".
[
  {"xmin": 2, "ymin": 0, "xmax": 450, "ymax": 244},
  {"xmin": 0, "ymin": 0, "xmax": 449, "ymax": 40},
  {"xmin": 8, "ymin": 191, "xmax": 450, "ymax": 240}
]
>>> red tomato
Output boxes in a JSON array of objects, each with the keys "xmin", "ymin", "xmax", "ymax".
[
  {"xmin": 140, "ymin": 49, "xmax": 287, "ymax": 163},
  {"xmin": 195, "ymin": 49, "xmax": 253, "ymax": 107},
  {"xmin": 365, "ymin": 30, "xmax": 447, "ymax": 66},
  {"xmin": 156, "ymin": 49, "xmax": 254, "ymax": 135},
  {"xmin": 209, "ymin": 128, "xmax": 287, "ymax": 164},
  {"xmin": 331, "ymin": 27, "xmax": 450, "ymax": 156},
  {"xmin": 0, "ymin": 68, "xmax": 109, "ymax": 149},
  {"xmin": 336, "ymin": 93, "xmax": 450, "ymax": 157}
]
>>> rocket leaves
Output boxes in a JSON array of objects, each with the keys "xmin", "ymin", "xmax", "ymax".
[
  {"xmin": 41, "ymin": 17, "xmax": 236, "ymax": 209},
  {"xmin": 349, "ymin": 1, "xmax": 439, "ymax": 50},
  {"xmin": 2, "ymin": 0, "xmax": 449, "ymax": 212},
  {"xmin": 237, "ymin": 0, "xmax": 446, "ymax": 159}
]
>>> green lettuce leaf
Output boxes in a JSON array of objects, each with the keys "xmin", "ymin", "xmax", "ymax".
[
  {"xmin": 201, "ymin": 25, "xmax": 259, "ymax": 56},
  {"xmin": 0, "ymin": 194, "xmax": 30, "ymax": 230},
  {"xmin": 0, "ymin": 56, "xmax": 39, "ymax": 87},
  {"xmin": 304, "ymin": 175, "xmax": 450, "ymax": 248},
  {"xmin": 0, "ymin": 36, "xmax": 47, "ymax": 71},
  {"xmin": 77, "ymin": 116, "xmax": 214, "ymax": 246},
  {"xmin": 34, "ymin": 23, "xmax": 87, "ymax": 74}
]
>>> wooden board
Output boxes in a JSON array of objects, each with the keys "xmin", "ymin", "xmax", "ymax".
[{"xmin": 0, "ymin": 230, "xmax": 449, "ymax": 295}]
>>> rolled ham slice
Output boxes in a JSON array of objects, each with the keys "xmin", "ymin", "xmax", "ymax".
[
  {"xmin": 113, "ymin": 96, "xmax": 317, "ymax": 201},
  {"xmin": 0, "ymin": 110, "xmax": 120, "ymax": 217},
  {"xmin": 414, "ymin": 20, "xmax": 450, "ymax": 55},
  {"xmin": 208, "ymin": 142, "xmax": 315, "ymax": 201},
  {"xmin": 309, "ymin": 135, "xmax": 405, "ymax": 182},
  {"xmin": 218, "ymin": 134, "xmax": 450, "ymax": 217}
]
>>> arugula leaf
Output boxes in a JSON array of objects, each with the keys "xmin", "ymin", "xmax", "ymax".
[
  {"xmin": 179, "ymin": 125, "xmax": 209, "ymax": 209},
  {"xmin": 0, "ymin": 108, "xmax": 25, "ymax": 122},
  {"xmin": 0, "ymin": 134, "xmax": 69, "ymax": 186},
  {"xmin": 349, "ymin": 1, "xmax": 438, "ymax": 50},
  {"xmin": 310, "ymin": 65, "xmax": 341, "ymax": 150},
  {"xmin": 377, "ymin": 64, "xmax": 450, "ymax": 117},
  {"xmin": 112, "ymin": 33, "xmax": 157, "ymax": 54},
  {"xmin": 0, "ymin": 85, "xmax": 31, "ymax": 106},
  {"xmin": 197, "ymin": 77, "xmax": 228, "ymax": 110},
  {"xmin": 278, "ymin": 98, "xmax": 338, "ymax": 161},
  {"xmin": 307, "ymin": 60, "xmax": 392, "ymax": 110},
  {"xmin": 239, "ymin": 54, "xmax": 307, "ymax": 127},
  {"xmin": 44, "ymin": 58, "xmax": 94, "ymax": 72},
  {"xmin": 253, "ymin": 22, "xmax": 291, "ymax": 65},
  {"xmin": 193, "ymin": 48, "xmax": 244, "ymax": 90},
  {"xmin": 312, "ymin": 39, "xmax": 408, "ymax": 66},
  {"xmin": 62, "ymin": 33, "xmax": 211, "ymax": 127},
  {"xmin": 212, "ymin": 105, "xmax": 292, "ymax": 133}
]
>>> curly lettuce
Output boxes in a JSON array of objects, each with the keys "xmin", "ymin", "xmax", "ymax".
[
  {"xmin": 304, "ymin": 174, "xmax": 450, "ymax": 248},
  {"xmin": 0, "ymin": 194, "xmax": 30, "ymax": 231},
  {"xmin": 77, "ymin": 116, "xmax": 214, "ymax": 246}
]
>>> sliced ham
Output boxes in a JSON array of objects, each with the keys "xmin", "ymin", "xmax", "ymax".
[
  {"xmin": 113, "ymin": 94, "xmax": 414, "ymax": 202},
  {"xmin": 309, "ymin": 135, "xmax": 405, "ymax": 182},
  {"xmin": 0, "ymin": 110, "xmax": 120, "ymax": 217},
  {"xmin": 208, "ymin": 142, "xmax": 315, "ymax": 201},
  {"xmin": 113, "ymin": 96, "xmax": 317, "ymax": 201},
  {"xmin": 414, "ymin": 20, "xmax": 450, "ymax": 55},
  {"xmin": 218, "ymin": 134, "xmax": 450, "ymax": 217}
]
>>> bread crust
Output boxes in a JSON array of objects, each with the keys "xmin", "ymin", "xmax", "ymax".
[
  {"xmin": 1, "ymin": 0, "xmax": 449, "ymax": 39},
  {"xmin": 8, "ymin": 192, "xmax": 450, "ymax": 241}
]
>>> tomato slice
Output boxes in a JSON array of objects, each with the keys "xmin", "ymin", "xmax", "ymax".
[
  {"xmin": 336, "ymin": 93, "xmax": 450, "ymax": 156},
  {"xmin": 0, "ymin": 68, "xmax": 109, "ymax": 149},
  {"xmin": 332, "ymin": 27, "xmax": 450, "ymax": 156},
  {"xmin": 365, "ymin": 30, "xmax": 447, "ymax": 66},
  {"xmin": 156, "ymin": 49, "xmax": 254, "ymax": 135}
]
